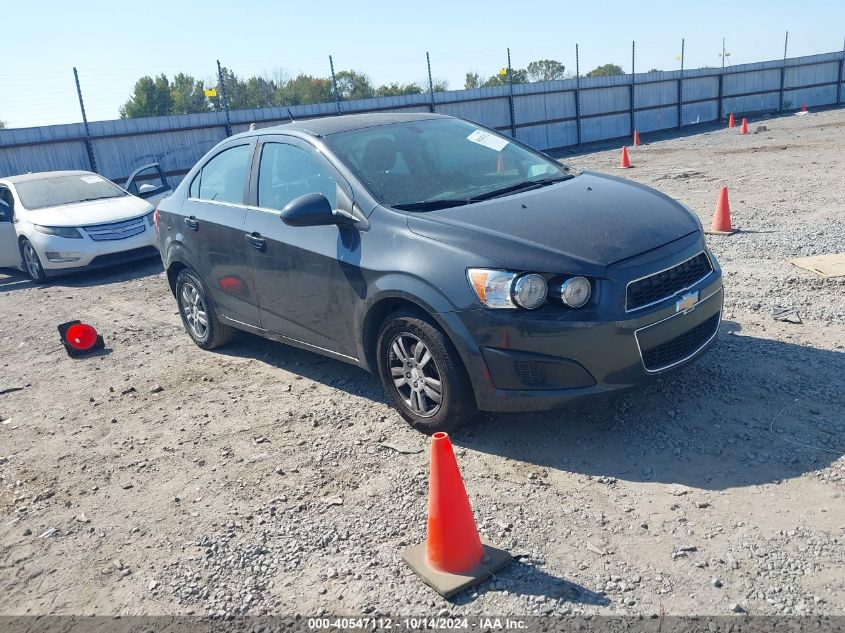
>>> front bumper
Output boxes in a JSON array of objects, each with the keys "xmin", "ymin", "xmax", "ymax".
[{"xmin": 440, "ymin": 235, "xmax": 724, "ymax": 412}]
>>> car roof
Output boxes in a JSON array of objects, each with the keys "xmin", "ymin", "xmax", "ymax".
[
  {"xmin": 2, "ymin": 170, "xmax": 98, "ymax": 184},
  {"xmin": 240, "ymin": 112, "xmax": 448, "ymax": 139}
]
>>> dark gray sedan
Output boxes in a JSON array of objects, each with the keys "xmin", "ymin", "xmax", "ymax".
[{"xmin": 155, "ymin": 113, "xmax": 722, "ymax": 433}]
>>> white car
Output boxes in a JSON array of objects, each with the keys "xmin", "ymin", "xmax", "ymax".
[{"xmin": 0, "ymin": 165, "xmax": 172, "ymax": 282}]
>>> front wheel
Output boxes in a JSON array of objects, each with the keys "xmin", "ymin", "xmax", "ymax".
[
  {"xmin": 20, "ymin": 239, "xmax": 47, "ymax": 283},
  {"xmin": 376, "ymin": 310, "xmax": 478, "ymax": 434}
]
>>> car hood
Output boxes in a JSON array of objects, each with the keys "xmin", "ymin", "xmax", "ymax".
[
  {"xmin": 24, "ymin": 195, "xmax": 153, "ymax": 227},
  {"xmin": 405, "ymin": 172, "xmax": 700, "ymax": 276}
]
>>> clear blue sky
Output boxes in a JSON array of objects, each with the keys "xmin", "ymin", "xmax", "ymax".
[{"xmin": 3, "ymin": 0, "xmax": 844, "ymax": 129}]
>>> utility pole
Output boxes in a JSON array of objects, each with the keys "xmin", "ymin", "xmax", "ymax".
[
  {"xmin": 575, "ymin": 43, "xmax": 582, "ymax": 146},
  {"xmin": 329, "ymin": 55, "xmax": 341, "ymax": 115},
  {"xmin": 426, "ymin": 52, "xmax": 436, "ymax": 113},
  {"xmin": 630, "ymin": 41, "xmax": 636, "ymax": 137},
  {"xmin": 73, "ymin": 67, "xmax": 97, "ymax": 173},
  {"xmin": 506, "ymin": 48, "xmax": 516, "ymax": 137},
  {"xmin": 779, "ymin": 31, "xmax": 789, "ymax": 113},
  {"xmin": 217, "ymin": 60, "xmax": 232, "ymax": 137},
  {"xmin": 678, "ymin": 38, "xmax": 685, "ymax": 129}
]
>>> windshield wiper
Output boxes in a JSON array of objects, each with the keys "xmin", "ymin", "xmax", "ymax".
[
  {"xmin": 468, "ymin": 175, "xmax": 572, "ymax": 202},
  {"xmin": 392, "ymin": 199, "xmax": 470, "ymax": 211}
]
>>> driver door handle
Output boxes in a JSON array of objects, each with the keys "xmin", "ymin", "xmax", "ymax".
[
  {"xmin": 184, "ymin": 216, "xmax": 199, "ymax": 231},
  {"xmin": 245, "ymin": 232, "xmax": 266, "ymax": 251}
]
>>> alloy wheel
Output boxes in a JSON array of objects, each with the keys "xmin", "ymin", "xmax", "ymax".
[
  {"xmin": 388, "ymin": 333, "xmax": 443, "ymax": 418},
  {"xmin": 180, "ymin": 282, "xmax": 209, "ymax": 340},
  {"xmin": 22, "ymin": 242, "xmax": 42, "ymax": 279}
]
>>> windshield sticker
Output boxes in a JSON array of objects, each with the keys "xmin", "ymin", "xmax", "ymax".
[
  {"xmin": 80, "ymin": 175, "xmax": 101, "ymax": 184},
  {"xmin": 467, "ymin": 129, "xmax": 509, "ymax": 152}
]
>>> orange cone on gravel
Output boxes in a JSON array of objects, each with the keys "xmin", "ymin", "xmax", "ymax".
[
  {"xmin": 633, "ymin": 129, "xmax": 641, "ymax": 146},
  {"xmin": 728, "ymin": 113, "xmax": 735, "ymax": 128},
  {"xmin": 801, "ymin": 103, "xmax": 808, "ymax": 112},
  {"xmin": 707, "ymin": 187, "xmax": 736, "ymax": 235},
  {"xmin": 741, "ymin": 118, "xmax": 749, "ymax": 134},
  {"xmin": 402, "ymin": 432, "xmax": 511, "ymax": 597},
  {"xmin": 619, "ymin": 146, "xmax": 631, "ymax": 168}
]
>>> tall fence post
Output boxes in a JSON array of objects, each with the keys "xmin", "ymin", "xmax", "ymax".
[
  {"xmin": 216, "ymin": 60, "xmax": 232, "ymax": 137},
  {"xmin": 630, "ymin": 41, "xmax": 636, "ymax": 137},
  {"xmin": 506, "ymin": 47, "xmax": 516, "ymax": 138},
  {"xmin": 677, "ymin": 38, "xmax": 685, "ymax": 129},
  {"xmin": 839, "ymin": 39, "xmax": 845, "ymax": 105},
  {"xmin": 72, "ymin": 67, "xmax": 97, "ymax": 173},
  {"xmin": 779, "ymin": 31, "xmax": 789, "ymax": 113},
  {"xmin": 575, "ymin": 43, "xmax": 582, "ymax": 146},
  {"xmin": 329, "ymin": 55, "xmax": 342, "ymax": 115},
  {"xmin": 426, "ymin": 52, "xmax": 436, "ymax": 113}
]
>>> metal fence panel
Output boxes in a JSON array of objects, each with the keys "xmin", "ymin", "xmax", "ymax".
[{"xmin": 2, "ymin": 49, "xmax": 845, "ymax": 181}]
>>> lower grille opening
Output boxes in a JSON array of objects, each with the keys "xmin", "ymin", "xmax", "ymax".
[
  {"xmin": 88, "ymin": 246, "xmax": 158, "ymax": 268},
  {"xmin": 513, "ymin": 360, "xmax": 543, "ymax": 386},
  {"xmin": 641, "ymin": 313, "xmax": 720, "ymax": 371}
]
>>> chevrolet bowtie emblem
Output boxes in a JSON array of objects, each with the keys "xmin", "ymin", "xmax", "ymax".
[{"xmin": 676, "ymin": 291, "xmax": 700, "ymax": 313}]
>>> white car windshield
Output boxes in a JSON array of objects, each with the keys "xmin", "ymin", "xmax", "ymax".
[
  {"xmin": 325, "ymin": 117, "xmax": 577, "ymax": 210},
  {"xmin": 15, "ymin": 174, "xmax": 128, "ymax": 210}
]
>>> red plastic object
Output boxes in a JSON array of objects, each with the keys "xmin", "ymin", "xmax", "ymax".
[
  {"xmin": 424, "ymin": 432, "xmax": 484, "ymax": 574},
  {"xmin": 65, "ymin": 323, "xmax": 98, "ymax": 351}
]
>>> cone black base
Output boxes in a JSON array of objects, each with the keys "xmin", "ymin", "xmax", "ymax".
[
  {"xmin": 57, "ymin": 320, "xmax": 105, "ymax": 358},
  {"xmin": 402, "ymin": 539, "xmax": 512, "ymax": 598}
]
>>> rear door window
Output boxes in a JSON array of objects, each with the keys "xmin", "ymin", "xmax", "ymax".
[{"xmin": 192, "ymin": 145, "xmax": 252, "ymax": 205}]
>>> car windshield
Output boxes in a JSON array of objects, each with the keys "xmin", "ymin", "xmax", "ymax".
[
  {"xmin": 15, "ymin": 174, "xmax": 128, "ymax": 210},
  {"xmin": 324, "ymin": 118, "xmax": 576, "ymax": 210}
]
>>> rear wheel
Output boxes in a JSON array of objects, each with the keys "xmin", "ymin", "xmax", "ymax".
[
  {"xmin": 376, "ymin": 310, "xmax": 478, "ymax": 434},
  {"xmin": 175, "ymin": 268, "xmax": 235, "ymax": 349},
  {"xmin": 20, "ymin": 239, "xmax": 46, "ymax": 283}
]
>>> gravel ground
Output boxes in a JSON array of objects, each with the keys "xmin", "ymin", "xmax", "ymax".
[{"xmin": 1, "ymin": 108, "xmax": 843, "ymax": 618}]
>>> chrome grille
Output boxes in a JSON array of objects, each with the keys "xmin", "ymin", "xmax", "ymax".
[
  {"xmin": 83, "ymin": 216, "xmax": 146, "ymax": 241},
  {"xmin": 626, "ymin": 252, "xmax": 713, "ymax": 312},
  {"xmin": 639, "ymin": 313, "xmax": 720, "ymax": 372}
]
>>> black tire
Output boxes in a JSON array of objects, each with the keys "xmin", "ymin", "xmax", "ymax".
[
  {"xmin": 19, "ymin": 238, "xmax": 47, "ymax": 283},
  {"xmin": 175, "ymin": 268, "xmax": 235, "ymax": 350},
  {"xmin": 376, "ymin": 309, "xmax": 479, "ymax": 434}
]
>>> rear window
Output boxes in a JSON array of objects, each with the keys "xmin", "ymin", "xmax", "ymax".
[{"xmin": 15, "ymin": 174, "xmax": 127, "ymax": 210}]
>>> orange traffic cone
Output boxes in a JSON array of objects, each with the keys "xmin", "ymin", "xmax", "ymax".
[
  {"xmin": 633, "ymin": 129, "xmax": 641, "ymax": 146},
  {"xmin": 619, "ymin": 146, "xmax": 631, "ymax": 168},
  {"xmin": 801, "ymin": 103, "xmax": 808, "ymax": 112},
  {"xmin": 58, "ymin": 320, "xmax": 105, "ymax": 357},
  {"xmin": 706, "ymin": 187, "xmax": 736, "ymax": 235},
  {"xmin": 728, "ymin": 113, "xmax": 735, "ymax": 128},
  {"xmin": 740, "ymin": 118, "xmax": 749, "ymax": 135},
  {"xmin": 402, "ymin": 432, "xmax": 511, "ymax": 597}
]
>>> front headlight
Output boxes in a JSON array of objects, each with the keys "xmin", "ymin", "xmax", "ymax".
[
  {"xmin": 34, "ymin": 225, "xmax": 83, "ymax": 239},
  {"xmin": 560, "ymin": 276, "xmax": 592, "ymax": 308},
  {"xmin": 467, "ymin": 269, "xmax": 518, "ymax": 309},
  {"xmin": 467, "ymin": 269, "xmax": 549, "ymax": 310}
]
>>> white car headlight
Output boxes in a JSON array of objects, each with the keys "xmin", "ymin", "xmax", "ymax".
[
  {"xmin": 35, "ymin": 225, "xmax": 83, "ymax": 239},
  {"xmin": 512, "ymin": 273, "xmax": 547, "ymax": 309}
]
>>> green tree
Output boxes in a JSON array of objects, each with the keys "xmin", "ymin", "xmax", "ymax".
[
  {"xmin": 586, "ymin": 63, "xmax": 625, "ymax": 78},
  {"xmin": 243, "ymin": 76, "xmax": 277, "ymax": 109},
  {"xmin": 464, "ymin": 72, "xmax": 481, "ymax": 89},
  {"xmin": 647, "ymin": 68, "xmax": 661, "ymax": 73},
  {"xmin": 276, "ymin": 74, "xmax": 334, "ymax": 106},
  {"xmin": 375, "ymin": 82, "xmax": 423, "ymax": 97},
  {"xmin": 334, "ymin": 70, "xmax": 374, "ymax": 100},
  {"xmin": 170, "ymin": 73, "xmax": 208, "ymax": 115},
  {"xmin": 526, "ymin": 59, "xmax": 566, "ymax": 82},
  {"xmin": 0, "ymin": 120, "xmax": 6, "ymax": 129},
  {"xmin": 120, "ymin": 74, "xmax": 173, "ymax": 118},
  {"xmin": 431, "ymin": 78, "xmax": 449, "ymax": 92},
  {"xmin": 482, "ymin": 68, "xmax": 528, "ymax": 87}
]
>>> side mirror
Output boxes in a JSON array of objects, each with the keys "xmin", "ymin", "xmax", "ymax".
[
  {"xmin": 0, "ymin": 199, "xmax": 10, "ymax": 222},
  {"xmin": 279, "ymin": 193, "xmax": 339, "ymax": 227},
  {"xmin": 138, "ymin": 183, "xmax": 157, "ymax": 194}
]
